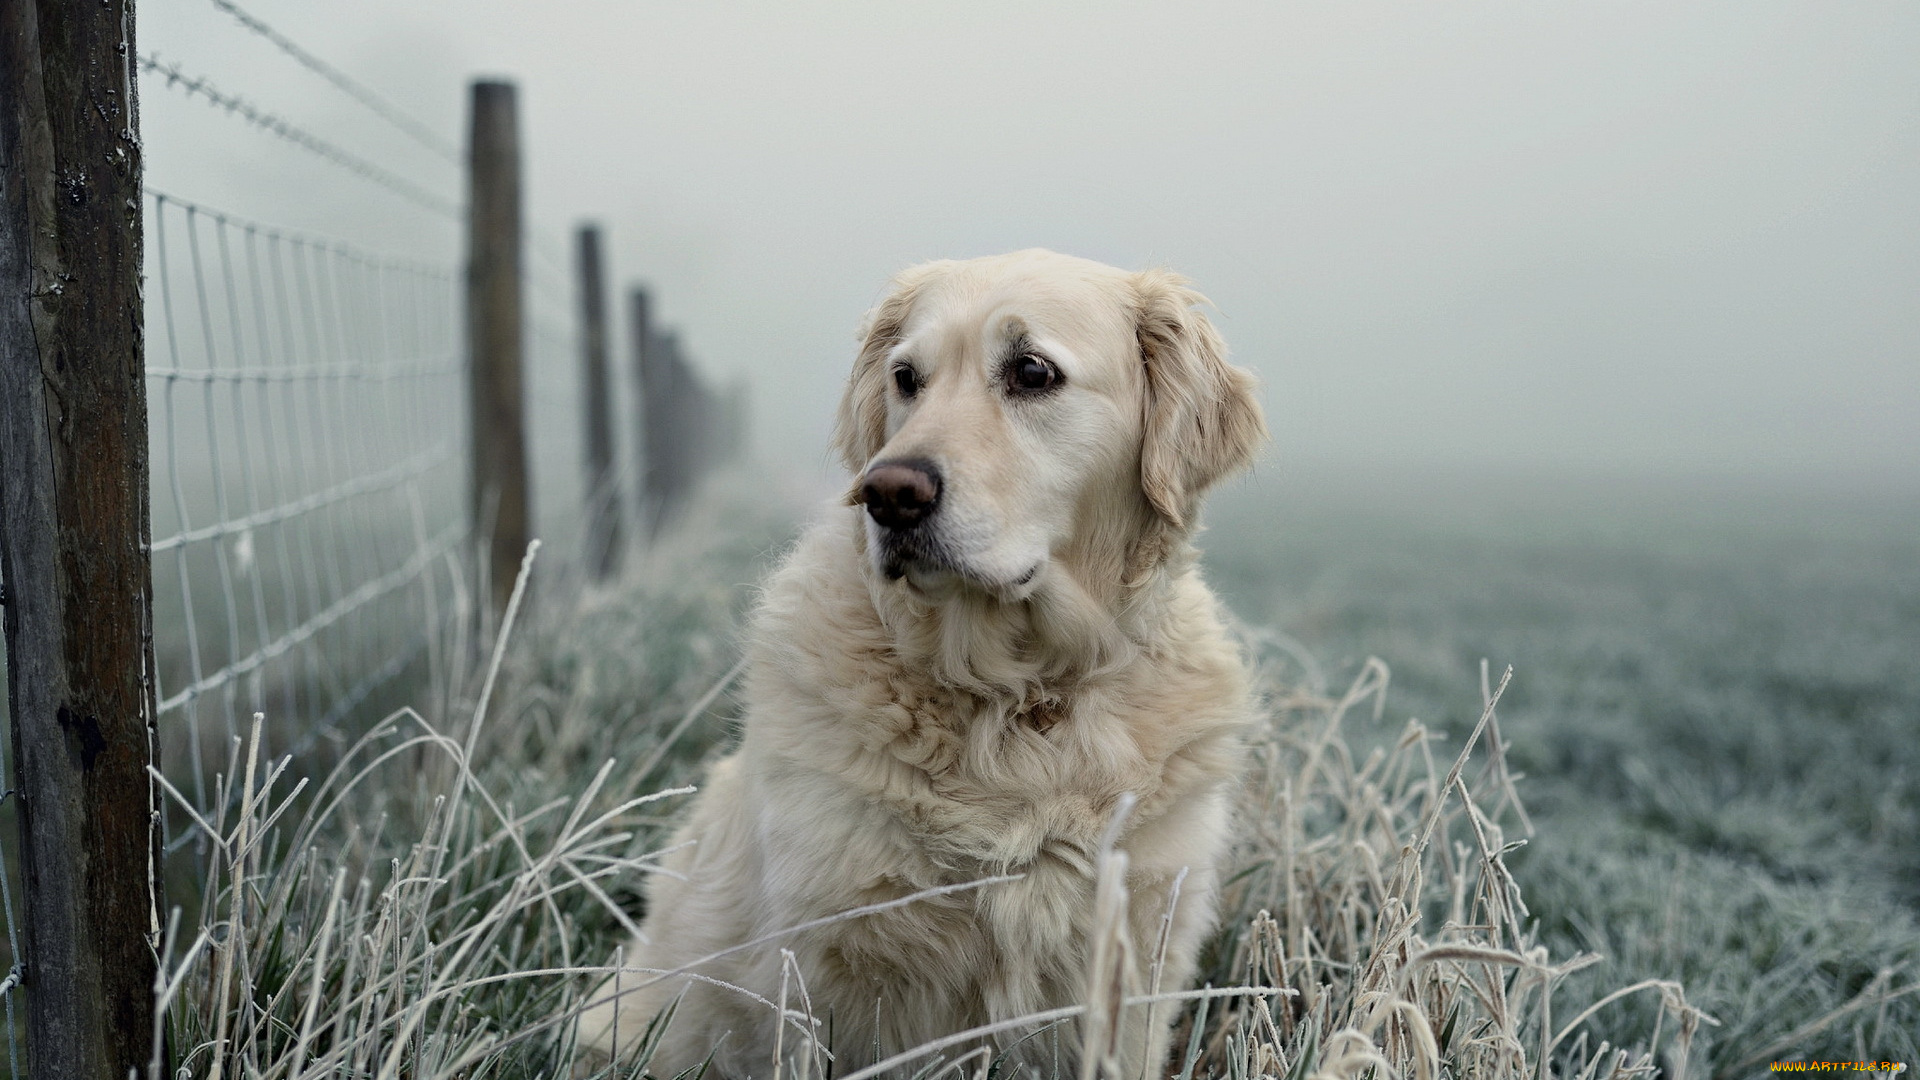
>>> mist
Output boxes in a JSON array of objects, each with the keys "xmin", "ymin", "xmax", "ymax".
[{"xmin": 139, "ymin": 0, "xmax": 1920, "ymax": 499}]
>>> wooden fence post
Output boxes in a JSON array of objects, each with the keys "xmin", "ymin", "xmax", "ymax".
[
  {"xmin": 656, "ymin": 329, "xmax": 695, "ymax": 531},
  {"xmin": 466, "ymin": 79, "xmax": 530, "ymax": 619},
  {"xmin": 628, "ymin": 286, "xmax": 666, "ymax": 538},
  {"xmin": 673, "ymin": 334, "xmax": 715, "ymax": 499},
  {"xmin": 0, "ymin": 1, "xmax": 161, "ymax": 1076},
  {"xmin": 575, "ymin": 224, "xmax": 621, "ymax": 579}
]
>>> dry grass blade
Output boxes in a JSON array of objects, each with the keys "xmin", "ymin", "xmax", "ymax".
[
  {"xmin": 149, "ymin": 493, "xmax": 1725, "ymax": 1079},
  {"xmin": 1191, "ymin": 648, "xmax": 1706, "ymax": 1080},
  {"xmin": 1731, "ymin": 979, "xmax": 1919, "ymax": 1073}
]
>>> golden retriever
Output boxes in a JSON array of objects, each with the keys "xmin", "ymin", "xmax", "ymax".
[{"xmin": 576, "ymin": 249, "xmax": 1265, "ymax": 1078}]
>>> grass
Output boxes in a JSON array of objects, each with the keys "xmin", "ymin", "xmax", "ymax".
[
  {"xmin": 1203, "ymin": 469, "xmax": 1920, "ymax": 1075},
  {"xmin": 150, "ymin": 490, "xmax": 784, "ymax": 1078},
  {"xmin": 147, "ymin": 475, "xmax": 1842, "ymax": 1080}
]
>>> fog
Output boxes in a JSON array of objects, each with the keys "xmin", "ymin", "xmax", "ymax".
[{"xmin": 140, "ymin": 0, "xmax": 1920, "ymax": 499}]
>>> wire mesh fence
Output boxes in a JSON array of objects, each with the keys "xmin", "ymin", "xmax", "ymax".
[
  {"xmin": 144, "ymin": 191, "xmax": 470, "ymax": 816},
  {"xmin": 0, "ymin": 2, "xmax": 743, "ymax": 1069}
]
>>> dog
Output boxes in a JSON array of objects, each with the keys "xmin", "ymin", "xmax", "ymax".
[{"xmin": 576, "ymin": 250, "xmax": 1266, "ymax": 1079}]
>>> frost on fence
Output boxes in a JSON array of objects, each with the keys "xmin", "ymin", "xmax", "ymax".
[{"xmin": 145, "ymin": 192, "xmax": 468, "ymax": 814}]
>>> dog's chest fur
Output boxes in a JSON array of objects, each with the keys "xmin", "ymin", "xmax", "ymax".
[
  {"xmin": 857, "ymin": 680, "xmax": 1135, "ymax": 873},
  {"xmin": 745, "ymin": 513, "xmax": 1247, "ymax": 890},
  {"xmin": 696, "ymin": 517, "xmax": 1247, "ymax": 1055}
]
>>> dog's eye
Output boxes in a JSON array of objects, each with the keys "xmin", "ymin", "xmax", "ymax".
[
  {"xmin": 1006, "ymin": 354, "xmax": 1060, "ymax": 394},
  {"xmin": 893, "ymin": 365, "xmax": 919, "ymax": 398}
]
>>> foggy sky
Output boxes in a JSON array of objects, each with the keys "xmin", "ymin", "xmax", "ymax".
[{"xmin": 140, "ymin": 0, "xmax": 1920, "ymax": 494}]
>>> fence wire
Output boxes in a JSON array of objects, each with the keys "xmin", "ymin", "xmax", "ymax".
[
  {"xmin": 138, "ymin": 53, "xmax": 462, "ymax": 219},
  {"xmin": 205, "ymin": 0, "xmax": 463, "ymax": 162},
  {"xmin": 143, "ymin": 191, "xmax": 469, "ymax": 819},
  {"xmin": 0, "ymin": 13, "xmax": 639, "ymax": 1071}
]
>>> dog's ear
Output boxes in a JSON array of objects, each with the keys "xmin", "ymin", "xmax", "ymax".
[
  {"xmin": 832, "ymin": 263, "xmax": 941, "ymax": 476},
  {"xmin": 1134, "ymin": 269, "xmax": 1267, "ymax": 532}
]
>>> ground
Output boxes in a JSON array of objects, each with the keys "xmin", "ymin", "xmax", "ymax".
[{"xmin": 1203, "ymin": 468, "xmax": 1920, "ymax": 1071}]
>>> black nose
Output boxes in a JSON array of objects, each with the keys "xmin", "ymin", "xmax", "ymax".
[{"xmin": 860, "ymin": 460, "xmax": 941, "ymax": 529}]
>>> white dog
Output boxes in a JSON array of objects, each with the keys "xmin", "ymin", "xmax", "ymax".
[{"xmin": 577, "ymin": 250, "xmax": 1266, "ymax": 1079}]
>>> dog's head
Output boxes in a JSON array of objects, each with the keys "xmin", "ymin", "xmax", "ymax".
[{"xmin": 833, "ymin": 250, "xmax": 1265, "ymax": 602}]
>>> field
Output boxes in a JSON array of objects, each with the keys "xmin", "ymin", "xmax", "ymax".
[
  {"xmin": 9, "ymin": 468, "xmax": 1915, "ymax": 1077},
  {"xmin": 1203, "ymin": 468, "xmax": 1920, "ymax": 1072}
]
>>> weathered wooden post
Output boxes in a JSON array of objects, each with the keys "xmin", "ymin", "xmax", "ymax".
[
  {"xmin": 628, "ymin": 286, "xmax": 667, "ymax": 538},
  {"xmin": 657, "ymin": 329, "xmax": 694, "ymax": 529},
  {"xmin": 679, "ymin": 340, "xmax": 715, "ymax": 496},
  {"xmin": 575, "ymin": 224, "xmax": 621, "ymax": 578},
  {"xmin": 466, "ymin": 79, "xmax": 531, "ymax": 618},
  {"xmin": 0, "ymin": 1, "xmax": 161, "ymax": 1076}
]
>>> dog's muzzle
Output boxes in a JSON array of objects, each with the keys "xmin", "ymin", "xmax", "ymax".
[{"xmin": 859, "ymin": 460, "xmax": 941, "ymax": 530}]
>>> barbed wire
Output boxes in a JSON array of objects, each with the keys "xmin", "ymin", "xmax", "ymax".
[
  {"xmin": 138, "ymin": 53, "xmax": 461, "ymax": 220},
  {"xmin": 206, "ymin": 0, "xmax": 463, "ymax": 164}
]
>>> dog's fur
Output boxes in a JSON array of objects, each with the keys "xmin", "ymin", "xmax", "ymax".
[{"xmin": 577, "ymin": 250, "xmax": 1266, "ymax": 1078}]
